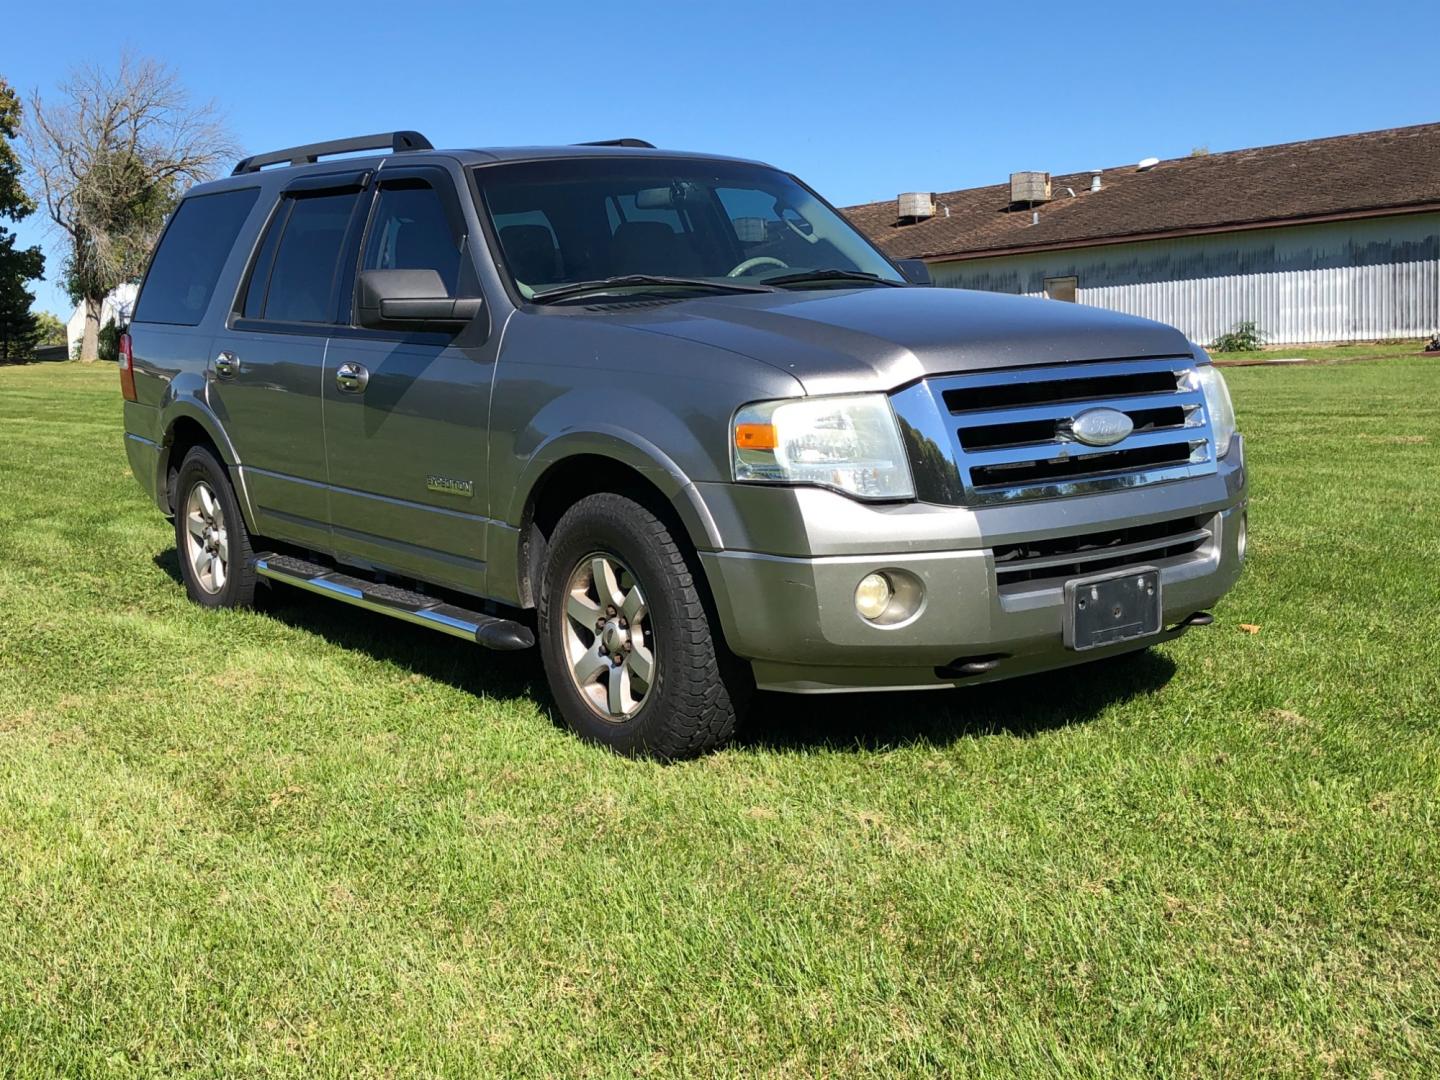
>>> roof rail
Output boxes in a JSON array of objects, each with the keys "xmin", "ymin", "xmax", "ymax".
[
  {"xmin": 576, "ymin": 138, "xmax": 656, "ymax": 149},
  {"xmin": 231, "ymin": 131, "xmax": 434, "ymax": 175}
]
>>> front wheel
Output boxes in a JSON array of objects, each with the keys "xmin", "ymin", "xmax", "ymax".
[{"xmin": 537, "ymin": 493, "xmax": 746, "ymax": 759}]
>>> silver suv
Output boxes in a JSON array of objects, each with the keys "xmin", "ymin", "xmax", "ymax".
[{"xmin": 119, "ymin": 131, "xmax": 1246, "ymax": 757}]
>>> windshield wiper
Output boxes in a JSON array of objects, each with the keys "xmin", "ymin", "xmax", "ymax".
[
  {"xmin": 761, "ymin": 269, "xmax": 904, "ymax": 289},
  {"xmin": 530, "ymin": 275, "xmax": 776, "ymax": 304}
]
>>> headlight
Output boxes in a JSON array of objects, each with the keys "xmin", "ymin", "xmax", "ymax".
[
  {"xmin": 732, "ymin": 393, "xmax": 915, "ymax": 500},
  {"xmin": 1193, "ymin": 361, "xmax": 1237, "ymax": 458}
]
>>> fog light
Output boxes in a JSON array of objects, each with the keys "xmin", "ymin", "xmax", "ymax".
[
  {"xmin": 1237, "ymin": 510, "xmax": 1248, "ymax": 561},
  {"xmin": 855, "ymin": 573, "xmax": 893, "ymax": 620}
]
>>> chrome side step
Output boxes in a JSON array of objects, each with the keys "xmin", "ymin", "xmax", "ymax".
[{"xmin": 253, "ymin": 553, "xmax": 534, "ymax": 651}]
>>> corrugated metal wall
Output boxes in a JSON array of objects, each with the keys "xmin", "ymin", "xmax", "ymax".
[{"xmin": 929, "ymin": 212, "xmax": 1440, "ymax": 345}]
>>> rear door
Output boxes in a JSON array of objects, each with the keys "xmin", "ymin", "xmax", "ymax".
[
  {"xmin": 208, "ymin": 172, "xmax": 368, "ymax": 550},
  {"xmin": 320, "ymin": 166, "xmax": 497, "ymax": 594}
]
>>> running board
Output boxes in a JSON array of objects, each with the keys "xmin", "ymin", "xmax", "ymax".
[{"xmin": 253, "ymin": 554, "xmax": 534, "ymax": 651}]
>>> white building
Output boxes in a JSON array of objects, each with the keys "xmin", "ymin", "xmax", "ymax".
[
  {"xmin": 66, "ymin": 283, "xmax": 139, "ymax": 357},
  {"xmin": 845, "ymin": 123, "xmax": 1440, "ymax": 346}
]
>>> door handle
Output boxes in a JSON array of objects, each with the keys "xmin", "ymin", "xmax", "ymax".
[
  {"xmin": 214, "ymin": 351, "xmax": 239, "ymax": 380},
  {"xmin": 335, "ymin": 361, "xmax": 369, "ymax": 393}
]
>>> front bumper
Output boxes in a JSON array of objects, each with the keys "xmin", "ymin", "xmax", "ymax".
[{"xmin": 699, "ymin": 438, "xmax": 1247, "ymax": 693}]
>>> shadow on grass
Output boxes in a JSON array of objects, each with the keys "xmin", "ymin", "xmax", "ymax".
[
  {"xmin": 736, "ymin": 648, "xmax": 1176, "ymax": 752},
  {"xmin": 153, "ymin": 549, "xmax": 546, "ymax": 703},
  {"xmin": 155, "ymin": 549, "xmax": 1176, "ymax": 753}
]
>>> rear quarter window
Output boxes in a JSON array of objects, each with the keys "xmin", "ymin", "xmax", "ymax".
[{"xmin": 133, "ymin": 188, "xmax": 260, "ymax": 326}]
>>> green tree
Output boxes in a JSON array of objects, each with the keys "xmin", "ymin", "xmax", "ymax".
[
  {"xmin": 0, "ymin": 76, "xmax": 45, "ymax": 363},
  {"xmin": 32, "ymin": 309, "xmax": 65, "ymax": 346},
  {"xmin": 23, "ymin": 55, "xmax": 233, "ymax": 361}
]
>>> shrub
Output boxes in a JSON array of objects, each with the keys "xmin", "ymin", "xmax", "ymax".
[
  {"xmin": 97, "ymin": 319, "xmax": 120, "ymax": 363},
  {"xmin": 1211, "ymin": 320, "xmax": 1266, "ymax": 353}
]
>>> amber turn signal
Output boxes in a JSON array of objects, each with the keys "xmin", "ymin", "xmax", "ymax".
[{"xmin": 734, "ymin": 422, "xmax": 777, "ymax": 451}]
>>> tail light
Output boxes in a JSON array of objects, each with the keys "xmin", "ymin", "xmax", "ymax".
[{"xmin": 118, "ymin": 331, "xmax": 137, "ymax": 402}]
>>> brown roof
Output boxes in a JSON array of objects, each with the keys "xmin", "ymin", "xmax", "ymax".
[{"xmin": 842, "ymin": 122, "xmax": 1440, "ymax": 262}]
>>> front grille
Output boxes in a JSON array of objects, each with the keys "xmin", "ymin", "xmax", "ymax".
[
  {"xmin": 993, "ymin": 513, "xmax": 1213, "ymax": 590},
  {"xmin": 914, "ymin": 357, "xmax": 1217, "ymax": 505}
]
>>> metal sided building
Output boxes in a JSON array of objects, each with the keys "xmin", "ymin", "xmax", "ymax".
[{"xmin": 843, "ymin": 123, "xmax": 1440, "ymax": 346}]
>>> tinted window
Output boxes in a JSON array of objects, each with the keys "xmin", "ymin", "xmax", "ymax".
[
  {"xmin": 474, "ymin": 159, "xmax": 903, "ymax": 299},
  {"xmin": 134, "ymin": 188, "xmax": 259, "ymax": 326},
  {"xmin": 362, "ymin": 183, "xmax": 462, "ymax": 295},
  {"xmin": 494, "ymin": 210, "xmax": 562, "ymax": 289},
  {"xmin": 260, "ymin": 192, "xmax": 360, "ymax": 323},
  {"xmin": 612, "ymin": 192, "xmax": 686, "ymax": 234},
  {"xmin": 240, "ymin": 200, "xmax": 291, "ymax": 320}
]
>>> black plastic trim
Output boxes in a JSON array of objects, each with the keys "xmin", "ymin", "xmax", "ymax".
[
  {"xmin": 576, "ymin": 138, "xmax": 656, "ymax": 148},
  {"xmin": 233, "ymin": 131, "xmax": 433, "ymax": 175},
  {"xmin": 283, "ymin": 169, "xmax": 373, "ymax": 195}
]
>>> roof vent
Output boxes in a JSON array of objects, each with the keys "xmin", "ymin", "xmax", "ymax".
[
  {"xmin": 1010, "ymin": 171, "xmax": 1051, "ymax": 206},
  {"xmin": 897, "ymin": 192, "xmax": 935, "ymax": 222},
  {"xmin": 1137, "ymin": 157, "xmax": 1160, "ymax": 171},
  {"xmin": 1089, "ymin": 171, "xmax": 1102, "ymax": 192}
]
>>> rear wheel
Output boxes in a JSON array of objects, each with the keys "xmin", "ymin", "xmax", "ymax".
[
  {"xmin": 538, "ymin": 493, "xmax": 746, "ymax": 759},
  {"xmin": 174, "ymin": 446, "xmax": 257, "ymax": 608}
]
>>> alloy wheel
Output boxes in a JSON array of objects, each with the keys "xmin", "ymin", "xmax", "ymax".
[
  {"xmin": 562, "ymin": 552, "xmax": 656, "ymax": 720},
  {"xmin": 183, "ymin": 481, "xmax": 229, "ymax": 594}
]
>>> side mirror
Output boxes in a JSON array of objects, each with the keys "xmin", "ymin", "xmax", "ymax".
[
  {"xmin": 356, "ymin": 269, "xmax": 482, "ymax": 331},
  {"xmin": 896, "ymin": 259, "xmax": 932, "ymax": 286}
]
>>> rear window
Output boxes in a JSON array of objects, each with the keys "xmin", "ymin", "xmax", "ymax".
[
  {"xmin": 134, "ymin": 188, "xmax": 259, "ymax": 326},
  {"xmin": 244, "ymin": 191, "xmax": 361, "ymax": 324}
]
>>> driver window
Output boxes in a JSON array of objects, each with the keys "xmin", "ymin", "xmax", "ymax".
[{"xmin": 362, "ymin": 181, "xmax": 467, "ymax": 296}]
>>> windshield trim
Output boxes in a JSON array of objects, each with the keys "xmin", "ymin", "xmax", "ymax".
[
  {"xmin": 467, "ymin": 158, "xmax": 909, "ymax": 310},
  {"xmin": 530, "ymin": 274, "xmax": 778, "ymax": 305}
]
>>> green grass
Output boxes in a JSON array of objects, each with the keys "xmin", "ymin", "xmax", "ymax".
[
  {"xmin": 1210, "ymin": 337, "xmax": 1431, "ymax": 364},
  {"xmin": 1, "ymin": 359, "xmax": 1437, "ymax": 1078}
]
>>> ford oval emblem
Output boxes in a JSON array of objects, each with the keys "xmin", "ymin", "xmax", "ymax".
[{"xmin": 1064, "ymin": 408, "xmax": 1134, "ymax": 447}]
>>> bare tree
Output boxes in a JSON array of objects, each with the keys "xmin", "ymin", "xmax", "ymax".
[{"xmin": 23, "ymin": 55, "xmax": 235, "ymax": 361}]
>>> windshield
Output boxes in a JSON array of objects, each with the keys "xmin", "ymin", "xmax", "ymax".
[{"xmin": 473, "ymin": 158, "xmax": 904, "ymax": 300}]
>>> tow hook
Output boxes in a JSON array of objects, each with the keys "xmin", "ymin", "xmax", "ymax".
[
  {"xmin": 935, "ymin": 654, "xmax": 1008, "ymax": 680},
  {"xmin": 1172, "ymin": 611, "xmax": 1215, "ymax": 630}
]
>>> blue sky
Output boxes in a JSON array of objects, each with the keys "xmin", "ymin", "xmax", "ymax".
[{"xmin": 6, "ymin": 0, "xmax": 1438, "ymax": 318}]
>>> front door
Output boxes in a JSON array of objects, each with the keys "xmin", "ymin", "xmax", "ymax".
[
  {"xmin": 321, "ymin": 167, "xmax": 496, "ymax": 594},
  {"xmin": 209, "ymin": 178, "xmax": 367, "ymax": 551}
]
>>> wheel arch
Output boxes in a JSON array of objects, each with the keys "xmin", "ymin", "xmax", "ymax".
[
  {"xmin": 511, "ymin": 434, "xmax": 723, "ymax": 610},
  {"xmin": 158, "ymin": 404, "xmax": 249, "ymax": 522}
]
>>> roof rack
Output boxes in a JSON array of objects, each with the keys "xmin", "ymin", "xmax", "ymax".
[
  {"xmin": 576, "ymin": 138, "xmax": 656, "ymax": 149},
  {"xmin": 232, "ymin": 131, "xmax": 434, "ymax": 175}
]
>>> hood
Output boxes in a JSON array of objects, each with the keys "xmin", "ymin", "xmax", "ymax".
[{"xmin": 609, "ymin": 285, "xmax": 1196, "ymax": 394}]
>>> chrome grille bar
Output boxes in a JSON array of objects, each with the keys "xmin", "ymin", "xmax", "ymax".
[
  {"xmin": 952, "ymin": 390, "xmax": 1206, "ymax": 430},
  {"xmin": 967, "ymin": 427, "xmax": 1207, "ymax": 468},
  {"xmin": 892, "ymin": 356, "xmax": 1218, "ymax": 506}
]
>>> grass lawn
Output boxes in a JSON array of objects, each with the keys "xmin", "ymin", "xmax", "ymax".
[
  {"xmin": 1, "ymin": 359, "xmax": 1437, "ymax": 1077},
  {"xmin": 1210, "ymin": 337, "xmax": 1432, "ymax": 365}
]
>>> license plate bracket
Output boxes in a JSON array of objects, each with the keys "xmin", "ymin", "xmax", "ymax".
[{"xmin": 1063, "ymin": 566, "xmax": 1162, "ymax": 651}]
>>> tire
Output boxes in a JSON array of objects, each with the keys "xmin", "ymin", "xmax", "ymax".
[
  {"xmin": 173, "ymin": 446, "xmax": 257, "ymax": 609},
  {"xmin": 537, "ymin": 492, "xmax": 746, "ymax": 759}
]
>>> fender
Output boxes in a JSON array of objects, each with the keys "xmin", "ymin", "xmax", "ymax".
[
  {"xmin": 506, "ymin": 426, "xmax": 723, "ymax": 552},
  {"xmin": 156, "ymin": 381, "xmax": 258, "ymax": 528}
]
